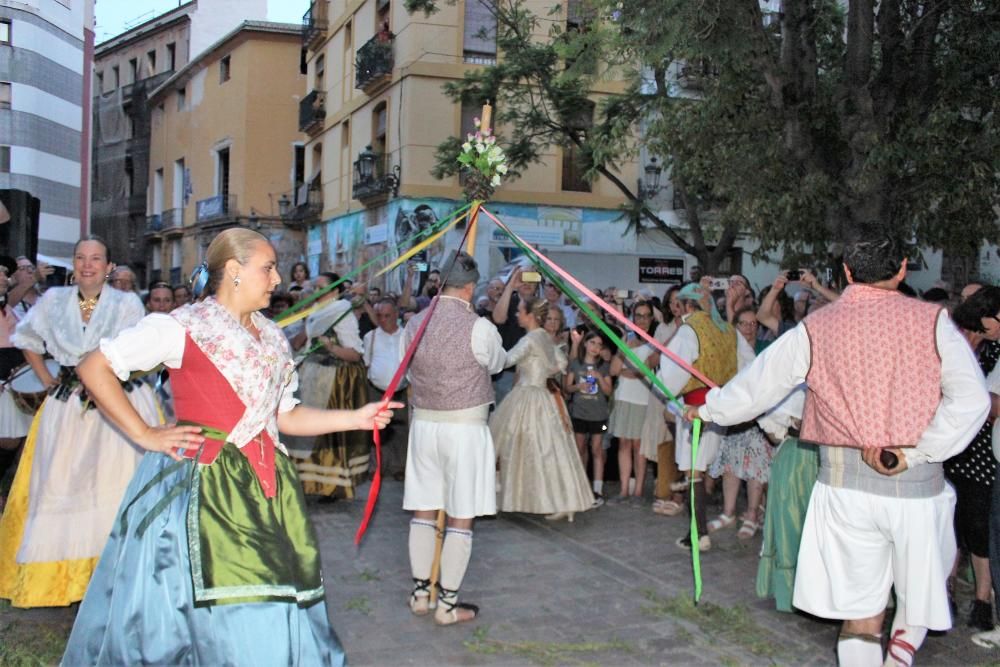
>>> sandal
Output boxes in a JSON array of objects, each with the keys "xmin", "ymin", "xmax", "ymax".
[
  {"xmin": 409, "ymin": 578, "xmax": 436, "ymax": 616},
  {"xmin": 652, "ymin": 499, "xmax": 684, "ymax": 516},
  {"xmin": 434, "ymin": 585, "xmax": 479, "ymax": 626},
  {"xmin": 707, "ymin": 513, "xmax": 735, "ymax": 533},
  {"xmin": 669, "ymin": 479, "xmax": 689, "ymax": 492},
  {"xmin": 737, "ymin": 519, "xmax": 759, "ymax": 540}
]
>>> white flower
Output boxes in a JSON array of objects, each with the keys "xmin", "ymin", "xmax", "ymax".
[
  {"xmin": 462, "ymin": 142, "xmax": 472, "ymax": 152},
  {"xmin": 491, "ymin": 174, "xmax": 502, "ymax": 187},
  {"xmin": 497, "ymin": 164, "xmax": 508, "ymax": 175},
  {"xmin": 476, "ymin": 143, "xmax": 486, "ymax": 153}
]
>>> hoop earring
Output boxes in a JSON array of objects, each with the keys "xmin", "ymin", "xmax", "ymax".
[{"xmin": 233, "ymin": 275, "xmax": 241, "ymax": 289}]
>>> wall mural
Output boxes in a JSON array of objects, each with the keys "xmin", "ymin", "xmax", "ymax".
[{"xmin": 305, "ymin": 198, "xmax": 632, "ymax": 296}]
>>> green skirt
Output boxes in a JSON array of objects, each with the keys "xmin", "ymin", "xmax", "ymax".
[{"xmin": 755, "ymin": 437, "xmax": 819, "ymax": 612}]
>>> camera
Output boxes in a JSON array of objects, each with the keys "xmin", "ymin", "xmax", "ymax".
[
  {"xmin": 521, "ymin": 271, "xmax": 542, "ymax": 283},
  {"xmin": 414, "ymin": 262, "xmax": 428, "ymax": 272},
  {"xmin": 615, "ymin": 288, "xmax": 630, "ymax": 300},
  {"xmin": 708, "ymin": 277, "xmax": 730, "ymax": 290},
  {"xmin": 785, "ymin": 269, "xmax": 802, "ymax": 281}
]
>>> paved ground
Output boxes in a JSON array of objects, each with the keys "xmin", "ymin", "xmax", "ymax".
[{"xmin": 3, "ymin": 478, "xmax": 999, "ymax": 666}]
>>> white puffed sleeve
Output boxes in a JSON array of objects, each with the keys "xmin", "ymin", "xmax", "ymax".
[
  {"xmin": 278, "ymin": 369, "xmax": 301, "ymax": 414},
  {"xmin": 11, "ymin": 289, "xmax": 54, "ymax": 355},
  {"xmin": 99, "ymin": 314, "xmax": 186, "ymax": 381}
]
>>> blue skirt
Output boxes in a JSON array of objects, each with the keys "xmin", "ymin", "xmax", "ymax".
[{"xmin": 61, "ymin": 451, "xmax": 346, "ymax": 666}]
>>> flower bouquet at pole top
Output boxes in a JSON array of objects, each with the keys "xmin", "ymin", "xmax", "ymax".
[{"xmin": 457, "ymin": 116, "xmax": 508, "ymax": 203}]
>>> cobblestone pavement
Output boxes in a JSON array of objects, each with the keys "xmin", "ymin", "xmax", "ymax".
[{"xmin": 4, "ymin": 479, "xmax": 998, "ymax": 666}]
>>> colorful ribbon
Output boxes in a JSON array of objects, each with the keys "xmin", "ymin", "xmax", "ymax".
[
  {"xmin": 690, "ymin": 417, "xmax": 703, "ymax": 602},
  {"xmin": 374, "ymin": 211, "xmax": 468, "ymax": 278},
  {"xmin": 274, "ymin": 202, "xmax": 474, "ymax": 327},
  {"xmin": 480, "ymin": 208, "xmax": 718, "ymax": 390}
]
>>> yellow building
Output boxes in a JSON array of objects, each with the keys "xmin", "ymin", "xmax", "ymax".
[
  {"xmin": 297, "ymin": 0, "xmax": 644, "ymax": 293},
  {"xmin": 145, "ymin": 21, "xmax": 306, "ymax": 283}
]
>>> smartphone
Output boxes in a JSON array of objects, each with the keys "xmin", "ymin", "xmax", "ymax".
[
  {"xmin": 708, "ymin": 277, "xmax": 730, "ymax": 290},
  {"xmin": 521, "ymin": 271, "xmax": 541, "ymax": 283},
  {"xmin": 785, "ymin": 269, "xmax": 802, "ymax": 281},
  {"xmin": 414, "ymin": 262, "xmax": 428, "ymax": 272},
  {"xmin": 615, "ymin": 288, "xmax": 630, "ymax": 300}
]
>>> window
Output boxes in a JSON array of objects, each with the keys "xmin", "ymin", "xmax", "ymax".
[
  {"xmin": 0, "ymin": 82, "xmax": 10, "ymax": 110},
  {"xmin": 173, "ymin": 158, "xmax": 185, "ymax": 208},
  {"xmin": 129, "ymin": 57, "xmax": 138, "ymax": 83},
  {"xmin": 153, "ymin": 168, "xmax": 164, "ymax": 214},
  {"xmin": 293, "ymin": 144, "xmax": 306, "ymax": 194},
  {"xmin": 112, "ymin": 65, "xmax": 120, "ymax": 89},
  {"xmin": 147, "ymin": 49, "xmax": 157, "ymax": 74},
  {"xmin": 216, "ymin": 147, "xmax": 230, "ymax": 199},
  {"xmin": 177, "ymin": 86, "xmax": 186, "ymax": 111},
  {"xmin": 124, "ymin": 156, "xmax": 134, "ymax": 196},
  {"xmin": 151, "ymin": 243, "xmax": 162, "ymax": 270},
  {"xmin": 463, "ymin": 0, "xmax": 497, "ymax": 64},
  {"xmin": 343, "ymin": 21, "xmax": 352, "ymax": 94},
  {"xmin": 95, "ymin": 71, "xmax": 104, "ymax": 94},
  {"xmin": 372, "ymin": 102, "xmax": 387, "ymax": 155},
  {"xmin": 0, "ymin": 20, "xmax": 10, "ymax": 45},
  {"xmin": 219, "ymin": 55, "xmax": 231, "ymax": 83},
  {"xmin": 166, "ymin": 43, "xmax": 176, "ymax": 71},
  {"xmin": 315, "ymin": 55, "xmax": 325, "ymax": 91},
  {"xmin": 0, "ymin": 146, "xmax": 9, "ymax": 173}
]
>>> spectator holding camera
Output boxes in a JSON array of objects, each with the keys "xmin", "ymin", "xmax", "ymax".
[
  {"xmin": 492, "ymin": 267, "xmax": 539, "ymax": 403},
  {"xmin": 756, "ymin": 273, "xmax": 799, "ymax": 343}
]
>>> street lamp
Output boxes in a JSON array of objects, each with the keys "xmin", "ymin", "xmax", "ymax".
[
  {"xmin": 355, "ymin": 145, "xmax": 376, "ymax": 184},
  {"xmin": 637, "ymin": 156, "xmax": 663, "ymax": 200},
  {"xmin": 278, "ymin": 193, "xmax": 291, "ymax": 218}
]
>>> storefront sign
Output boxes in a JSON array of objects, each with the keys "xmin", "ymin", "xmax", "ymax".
[{"xmin": 639, "ymin": 257, "xmax": 685, "ymax": 284}]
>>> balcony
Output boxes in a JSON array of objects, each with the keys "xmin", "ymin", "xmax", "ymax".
[
  {"xmin": 302, "ymin": 0, "xmax": 328, "ymax": 50},
  {"xmin": 355, "ymin": 35, "xmax": 394, "ymax": 93},
  {"xmin": 146, "ymin": 213, "xmax": 162, "ymax": 233},
  {"xmin": 677, "ymin": 60, "xmax": 719, "ymax": 91},
  {"xmin": 352, "ymin": 148, "xmax": 399, "ymax": 203},
  {"xmin": 195, "ymin": 194, "xmax": 238, "ymax": 224},
  {"xmin": 280, "ymin": 181, "xmax": 323, "ymax": 224},
  {"xmin": 299, "ymin": 89, "xmax": 326, "ymax": 135},
  {"xmin": 161, "ymin": 207, "xmax": 185, "ymax": 233}
]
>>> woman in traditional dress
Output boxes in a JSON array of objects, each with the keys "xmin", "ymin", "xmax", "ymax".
[
  {"xmin": 287, "ymin": 272, "xmax": 370, "ymax": 500},
  {"xmin": 62, "ymin": 228, "xmax": 398, "ymax": 664},
  {"xmin": 0, "ymin": 238, "xmax": 159, "ymax": 608},
  {"xmin": 492, "ymin": 297, "xmax": 594, "ymax": 521}
]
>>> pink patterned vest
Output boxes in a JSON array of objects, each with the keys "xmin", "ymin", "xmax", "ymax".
[
  {"xmin": 406, "ymin": 296, "xmax": 495, "ymax": 411},
  {"xmin": 800, "ymin": 284, "xmax": 942, "ymax": 449}
]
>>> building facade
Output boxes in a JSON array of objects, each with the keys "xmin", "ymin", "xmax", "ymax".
[
  {"xmin": 0, "ymin": 0, "xmax": 95, "ymax": 263},
  {"xmin": 91, "ymin": 0, "xmax": 266, "ymax": 280},
  {"xmin": 296, "ymin": 0, "xmax": 663, "ymax": 295},
  {"xmin": 145, "ymin": 21, "xmax": 306, "ymax": 286}
]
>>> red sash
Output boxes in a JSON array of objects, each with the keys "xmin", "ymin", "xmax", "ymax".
[{"xmin": 170, "ymin": 333, "xmax": 277, "ymax": 498}]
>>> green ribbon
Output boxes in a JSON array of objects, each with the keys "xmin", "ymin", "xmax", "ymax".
[
  {"xmin": 273, "ymin": 201, "xmax": 474, "ymax": 322},
  {"xmin": 490, "ymin": 215, "xmax": 706, "ymax": 603}
]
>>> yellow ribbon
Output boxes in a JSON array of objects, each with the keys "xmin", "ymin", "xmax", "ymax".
[{"xmin": 373, "ymin": 211, "xmax": 467, "ymax": 278}]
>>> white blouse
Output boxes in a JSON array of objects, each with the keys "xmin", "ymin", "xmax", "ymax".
[{"xmin": 13, "ymin": 286, "xmax": 146, "ymax": 366}]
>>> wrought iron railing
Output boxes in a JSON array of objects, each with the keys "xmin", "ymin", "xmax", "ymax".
[
  {"xmin": 299, "ymin": 89, "xmax": 326, "ymax": 133},
  {"xmin": 146, "ymin": 213, "xmax": 162, "ymax": 232},
  {"xmin": 161, "ymin": 208, "xmax": 184, "ymax": 230},
  {"xmin": 352, "ymin": 153, "xmax": 392, "ymax": 200},
  {"xmin": 355, "ymin": 35, "xmax": 394, "ymax": 90},
  {"xmin": 302, "ymin": 0, "xmax": 329, "ymax": 47}
]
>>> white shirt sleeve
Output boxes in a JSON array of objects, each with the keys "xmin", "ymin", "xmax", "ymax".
[
  {"xmin": 279, "ymin": 370, "xmax": 301, "ymax": 414},
  {"xmin": 657, "ymin": 324, "xmax": 699, "ymax": 397},
  {"xmin": 10, "ymin": 289, "xmax": 53, "ymax": 355},
  {"xmin": 362, "ymin": 329, "xmax": 375, "ymax": 367},
  {"xmin": 334, "ymin": 310, "xmax": 364, "ymax": 354},
  {"xmin": 504, "ymin": 333, "xmax": 533, "ymax": 369},
  {"xmin": 699, "ymin": 323, "xmax": 812, "ymax": 426},
  {"xmin": 756, "ymin": 384, "xmax": 807, "ymax": 441},
  {"xmin": 736, "ymin": 333, "xmax": 756, "ymax": 370},
  {"xmin": 903, "ymin": 311, "xmax": 990, "ymax": 467},
  {"xmin": 472, "ymin": 317, "xmax": 506, "ymax": 375},
  {"xmin": 98, "ymin": 314, "xmax": 186, "ymax": 381}
]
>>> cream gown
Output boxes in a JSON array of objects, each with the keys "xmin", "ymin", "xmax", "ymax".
[{"xmin": 491, "ymin": 329, "xmax": 594, "ymax": 514}]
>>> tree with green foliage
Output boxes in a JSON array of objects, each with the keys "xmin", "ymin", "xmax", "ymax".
[{"xmin": 407, "ymin": 0, "xmax": 1000, "ymax": 275}]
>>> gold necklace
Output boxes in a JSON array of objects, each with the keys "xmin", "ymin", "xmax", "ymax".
[{"xmin": 78, "ymin": 292, "xmax": 99, "ymax": 317}]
